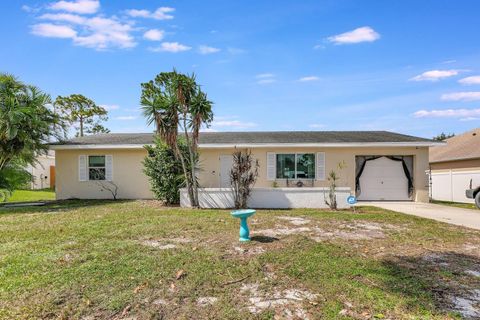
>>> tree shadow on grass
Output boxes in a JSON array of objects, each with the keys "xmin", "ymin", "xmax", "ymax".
[
  {"xmin": 0, "ymin": 199, "xmax": 135, "ymax": 215},
  {"xmin": 380, "ymin": 251, "xmax": 480, "ymax": 319}
]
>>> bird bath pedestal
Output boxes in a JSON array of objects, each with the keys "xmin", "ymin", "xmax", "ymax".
[{"xmin": 230, "ymin": 209, "xmax": 256, "ymax": 242}]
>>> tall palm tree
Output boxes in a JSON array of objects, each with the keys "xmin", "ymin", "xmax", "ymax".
[{"xmin": 141, "ymin": 70, "xmax": 213, "ymax": 207}]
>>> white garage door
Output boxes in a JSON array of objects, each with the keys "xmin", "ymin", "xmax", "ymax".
[{"xmin": 358, "ymin": 156, "xmax": 410, "ymax": 201}]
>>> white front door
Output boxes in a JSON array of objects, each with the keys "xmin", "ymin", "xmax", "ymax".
[
  {"xmin": 219, "ymin": 155, "xmax": 233, "ymax": 188},
  {"xmin": 358, "ymin": 156, "xmax": 410, "ymax": 201}
]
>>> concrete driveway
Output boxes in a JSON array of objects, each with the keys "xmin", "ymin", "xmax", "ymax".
[{"xmin": 363, "ymin": 201, "xmax": 480, "ymax": 230}]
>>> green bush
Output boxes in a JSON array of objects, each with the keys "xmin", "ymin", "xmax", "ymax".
[
  {"xmin": 0, "ymin": 161, "xmax": 32, "ymax": 202},
  {"xmin": 143, "ymin": 139, "xmax": 185, "ymax": 205}
]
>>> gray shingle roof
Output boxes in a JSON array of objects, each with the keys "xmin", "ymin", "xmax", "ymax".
[{"xmin": 53, "ymin": 131, "xmax": 434, "ymax": 146}]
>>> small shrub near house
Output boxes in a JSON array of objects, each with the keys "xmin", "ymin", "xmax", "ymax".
[
  {"xmin": 143, "ymin": 139, "xmax": 185, "ymax": 205},
  {"xmin": 230, "ymin": 149, "xmax": 259, "ymax": 209}
]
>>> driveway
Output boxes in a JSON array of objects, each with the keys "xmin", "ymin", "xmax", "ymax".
[{"xmin": 363, "ymin": 201, "xmax": 480, "ymax": 230}]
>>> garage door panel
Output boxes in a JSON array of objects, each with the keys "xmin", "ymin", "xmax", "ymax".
[{"xmin": 357, "ymin": 156, "xmax": 411, "ymax": 201}]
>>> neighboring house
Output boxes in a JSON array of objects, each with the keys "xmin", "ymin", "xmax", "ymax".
[
  {"xmin": 429, "ymin": 128, "xmax": 480, "ymax": 204},
  {"xmin": 25, "ymin": 150, "xmax": 55, "ymax": 190},
  {"xmin": 51, "ymin": 131, "xmax": 438, "ymax": 208}
]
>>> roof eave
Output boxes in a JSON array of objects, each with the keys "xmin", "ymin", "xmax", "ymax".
[{"xmin": 51, "ymin": 141, "xmax": 441, "ymax": 150}]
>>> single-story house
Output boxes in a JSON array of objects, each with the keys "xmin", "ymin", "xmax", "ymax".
[
  {"xmin": 429, "ymin": 128, "xmax": 480, "ymax": 203},
  {"xmin": 50, "ymin": 131, "xmax": 439, "ymax": 208}
]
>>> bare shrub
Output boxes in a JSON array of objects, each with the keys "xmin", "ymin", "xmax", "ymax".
[{"xmin": 230, "ymin": 149, "xmax": 259, "ymax": 209}]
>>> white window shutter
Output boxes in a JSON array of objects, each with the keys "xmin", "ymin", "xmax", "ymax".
[
  {"xmin": 267, "ymin": 152, "xmax": 276, "ymax": 181},
  {"xmin": 105, "ymin": 155, "xmax": 113, "ymax": 181},
  {"xmin": 78, "ymin": 155, "xmax": 87, "ymax": 181},
  {"xmin": 316, "ymin": 152, "xmax": 325, "ymax": 181}
]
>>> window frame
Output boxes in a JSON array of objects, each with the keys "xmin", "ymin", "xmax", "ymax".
[
  {"xmin": 275, "ymin": 153, "xmax": 316, "ymax": 180},
  {"xmin": 88, "ymin": 155, "xmax": 106, "ymax": 181}
]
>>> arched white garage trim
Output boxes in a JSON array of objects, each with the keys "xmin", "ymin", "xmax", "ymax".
[{"xmin": 357, "ymin": 156, "xmax": 410, "ymax": 201}]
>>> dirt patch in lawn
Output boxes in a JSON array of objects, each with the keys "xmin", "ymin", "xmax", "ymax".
[
  {"xmin": 385, "ymin": 251, "xmax": 480, "ymax": 319},
  {"xmin": 139, "ymin": 237, "xmax": 193, "ymax": 249},
  {"xmin": 196, "ymin": 296, "xmax": 218, "ymax": 307},
  {"xmin": 240, "ymin": 283, "xmax": 318, "ymax": 319},
  {"xmin": 256, "ymin": 219, "xmax": 403, "ymax": 242},
  {"xmin": 278, "ymin": 216, "xmax": 311, "ymax": 225}
]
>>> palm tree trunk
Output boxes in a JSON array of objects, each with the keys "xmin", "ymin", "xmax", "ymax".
[
  {"xmin": 174, "ymin": 142, "xmax": 194, "ymax": 207},
  {"xmin": 182, "ymin": 118, "xmax": 199, "ymax": 208}
]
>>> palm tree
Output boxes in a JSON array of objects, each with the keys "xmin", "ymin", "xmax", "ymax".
[
  {"xmin": 141, "ymin": 70, "xmax": 213, "ymax": 207},
  {"xmin": 0, "ymin": 73, "xmax": 65, "ymax": 198},
  {"xmin": 0, "ymin": 73, "xmax": 64, "ymax": 172}
]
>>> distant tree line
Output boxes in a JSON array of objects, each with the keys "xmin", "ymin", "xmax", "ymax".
[{"xmin": 433, "ymin": 132, "xmax": 455, "ymax": 141}]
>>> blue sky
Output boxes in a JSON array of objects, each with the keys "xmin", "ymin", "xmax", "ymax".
[{"xmin": 1, "ymin": 0, "xmax": 480, "ymax": 138}]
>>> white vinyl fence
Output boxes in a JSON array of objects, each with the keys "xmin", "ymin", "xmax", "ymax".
[
  {"xmin": 429, "ymin": 169, "xmax": 480, "ymax": 203},
  {"xmin": 180, "ymin": 187, "xmax": 352, "ymax": 209}
]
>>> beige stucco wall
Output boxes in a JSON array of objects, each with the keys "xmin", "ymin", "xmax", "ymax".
[
  {"xmin": 430, "ymin": 158, "xmax": 480, "ymax": 171},
  {"xmin": 198, "ymin": 146, "xmax": 430, "ymax": 202},
  {"xmin": 55, "ymin": 146, "xmax": 430, "ymax": 202},
  {"xmin": 55, "ymin": 148, "xmax": 153, "ymax": 200},
  {"xmin": 26, "ymin": 152, "xmax": 55, "ymax": 189}
]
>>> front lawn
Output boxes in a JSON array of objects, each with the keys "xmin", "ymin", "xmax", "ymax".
[
  {"xmin": 1, "ymin": 201, "xmax": 479, "ymax": 319},
  {"xmin": 7, "ymin": 188, "xmax": 55, "ymax": 203}
]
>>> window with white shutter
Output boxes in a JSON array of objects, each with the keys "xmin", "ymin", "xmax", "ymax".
[
  {"xmin": 266, "ymin": 152, "xmax": 276, "ymax": 181},
  {"xmin": 316, "ymin": 152, "xmax": 326, "ymax": 181},
  {"xmin": 105, "ymin": 155, "xmax": 113, "ymax": 181},
  {"xmin": 78, "ymin": 155, "xmax": 87, "ymax": 181}
]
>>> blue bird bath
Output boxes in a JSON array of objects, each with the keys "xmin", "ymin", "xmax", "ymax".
[{"xmin": 230, "ymin": 209, "xmax": 256, "ymax": 242}]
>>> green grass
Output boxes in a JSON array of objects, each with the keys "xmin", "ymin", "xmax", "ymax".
[
  {"xmin": 7, "ymin": 189, "xmax": 55, "ymax": 203},
  {"xmin": 1, "ymin": 201, "xmax": 479, "ymax": 319},
  {"xmin": 432, "ymin": 199, "xmax": 478, "ymax": 210}
]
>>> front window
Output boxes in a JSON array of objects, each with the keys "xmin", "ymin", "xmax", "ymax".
[
  {"xmin": 88, "ymin": 156, "xmax": 106, "ymax": 180},
  {"xmin": 276, "ymin": 153, "xmax": 315, "ymax": 179}
]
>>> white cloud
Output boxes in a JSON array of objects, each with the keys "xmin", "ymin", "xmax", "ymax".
[
  {"xmin": 49, "ymin": 0, "xmax": 100, "ymax": 14},
  {"xmin": 441, "ymin": 92, "xmax": 480, "ymax": 102},
  {"xmin": 198, "ymin": 45, "xmax": 220, "ymax": 54},
  {"xmin": 410, "ymin": 70, "xmax": 459, "ymax": 82},
  {"xmin": 100, "ymin": 104, "xmax": 120, "ymax": 111},
  {"xmin": 413, "ymin": 108, "xmax": 480, "ymax": 118},
  {"xmin": 257, "ymin": 79, "xmax": 276, "ymax": 85},
  {"xmin": 200, "ymin": 127, "xmax": 218, "ymax": 132},
  {"xmin": 212, "ymin": 120, "xmax": 257, "ymax": 128},
  {"xmin": 73, "ymin": 17, "xmax": 136, "ymax": 49},
  {"xmin": 126, "ymin": 7, "xmax": 174, "ymax": 20},
  {"xmin": 299, "ymin": 76, "xmax": 320, "ymax": 82},
  {"xmin": 313, "ymin": 44, "xmax": 324, "ymax": 50},
  {"xmin": 442, "ymin": 59, "xmax": 457, "ymax": 64},
  {"xmin": 116, "ymin": 116, "xmax": 137, "ymax": 120},
  {"xmin": 22, "ymin": 5, "xmax": 39, "ymax": 13},
  {"xmin": 31, "ymin": 23, "xmax": 77, "ymax": 38},
  {"xmin": 150, "ymin": 42, "xmax": 191, "ymax": 53},
  {"xmin": 459, "ymin": 76, "xmax": 480, "ymax": 85},
  {"xmin": 309, "ymin": 124, "xmax": 326, "ymax": 128},
  {"xmin": 460, "ymin": 117, "xmax": 480, "ymax": 121},
  {"xmin": 327, "ymin": 26, "xmax": 380, "ymax": 45},
  {"xmin": 255, "ymin": 73, "xmax": 276, "ymax": 84},
  {"xmin": 39, "ymin": 13, "xmax": 86, "ymax": 24},
  {"xmin": 255, "ymin": 73, "xmax": 274, "ymax": 79},
  {"xmin": 143, "ymin": 29, "xmax": 164, "ymax": 41},
  {"xmin": 34, "ymin": 13, "xmax": 137, "ymax": 50}
]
